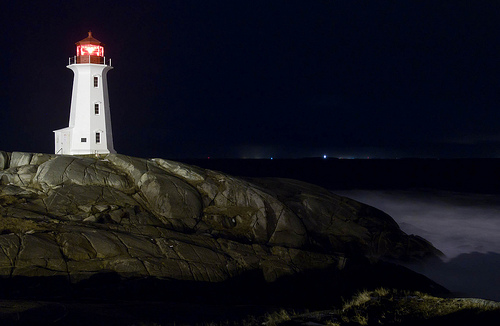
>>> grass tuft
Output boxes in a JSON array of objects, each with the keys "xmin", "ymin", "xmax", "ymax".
[
  {"xmin": 342, "ymin": 289, "xmax": 372, "ymax": 310},
  {"xmin": 336, "ymin": 288, "xmax": 500, "ymax": 325},
  {"xmin": 263, "ymin": 309, "xmax": 292, "ymax": 326}
]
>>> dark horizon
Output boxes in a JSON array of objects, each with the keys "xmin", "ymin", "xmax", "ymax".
[{"xmin": 2, "ymin": 1, "xmax": 500, "ymax": 159}]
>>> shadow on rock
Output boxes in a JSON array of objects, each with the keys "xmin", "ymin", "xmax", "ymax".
[{"xmin": 0, "ymin": 257, "xmax": 449, "ymax": 325}]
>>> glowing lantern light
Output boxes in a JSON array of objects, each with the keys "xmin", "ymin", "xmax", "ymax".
[
  {"xmin": 77, "ymin": 44, "xmax": 104, "ymax": 56},
  {"xmin": 75, "ymin": 31, "xmax": 105, "ymax": 64}
]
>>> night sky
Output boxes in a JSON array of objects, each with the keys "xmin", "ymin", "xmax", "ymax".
[{"xmin": 2, "ymin": 0, "xmax": 500, "ymax": 159}]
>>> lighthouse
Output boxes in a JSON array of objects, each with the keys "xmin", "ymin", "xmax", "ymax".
[{"xmin": 54, "ymin": 31, "xmax": 115, "ymax": 155}]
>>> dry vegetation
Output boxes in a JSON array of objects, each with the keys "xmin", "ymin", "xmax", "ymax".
[
  {"xmin": 197, "ymin": 288, "xmax": 500, "ymax": 325},
  {"xmin": 284, "ymin": 288, "xmax": 500, "ymax": 325},
  {"xmin": 262, "ymin": 309, "xmax": 293, "ymax": 326}
]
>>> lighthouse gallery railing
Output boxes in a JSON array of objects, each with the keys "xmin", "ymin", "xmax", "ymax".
[{"xmin": 68, "ymin": 56, "xmax": 112, "ymax": 66}]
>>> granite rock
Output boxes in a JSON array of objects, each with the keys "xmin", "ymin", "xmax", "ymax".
[{"xmin": 0, "ymin": 152, "xmax": 442, "ymax": 286}]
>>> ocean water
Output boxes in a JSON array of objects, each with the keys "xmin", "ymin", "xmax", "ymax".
[
  {"xmin": 181, "ymin": 158, "xmax": 500, "ymax": 300},
  {"xmin": 333, "ymin": 189, "xmax": 500, "ymax": 301}
]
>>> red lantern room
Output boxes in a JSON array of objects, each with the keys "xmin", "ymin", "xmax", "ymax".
[{"xmin": 75, "ymin": 31, "xmax": 105, "ymax": 64}]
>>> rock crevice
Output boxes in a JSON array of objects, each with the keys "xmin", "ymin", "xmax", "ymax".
[{"xmin": 0, "ymin": 151, "xmax": 443, "ymax": 286}]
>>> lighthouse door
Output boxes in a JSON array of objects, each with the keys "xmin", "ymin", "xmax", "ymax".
[{"xmin": 55, "ymin": 130, "xmax": 71, "ymax": 155}]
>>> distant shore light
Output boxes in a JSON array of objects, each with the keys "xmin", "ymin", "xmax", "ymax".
[{"xmin": 323, "ymin": 155, "xmax": 327, "ymax": 159}]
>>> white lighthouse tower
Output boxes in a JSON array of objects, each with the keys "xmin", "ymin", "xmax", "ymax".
[{"xmin": 54, "ymin": 31, "xmax": 115, "ymax": 155}]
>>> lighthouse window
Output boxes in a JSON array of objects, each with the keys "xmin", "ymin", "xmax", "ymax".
[
  {"xmin": 81, "ymin": 138, "xmax": 87, "ymax": 142},
  {"xmin": 93, "ymin": 77, "xmax": 99, "ymax": 88},
  {"xmin": 94, "ymin": 103, "xmax": 100, "ymax": 115},
  {"xmin": 95, "ymin": 132, "xmax": 101, "ymax": 144}
]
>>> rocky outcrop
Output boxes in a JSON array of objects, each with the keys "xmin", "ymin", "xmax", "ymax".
[{"xmin": 0, "ymin": 151, "xmax": 442, "ymax": 287}]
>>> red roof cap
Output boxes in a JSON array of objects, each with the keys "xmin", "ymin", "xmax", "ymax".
[{"xmin": 75, "ymin": 31, "xmax": 104, "ymax": 46}]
